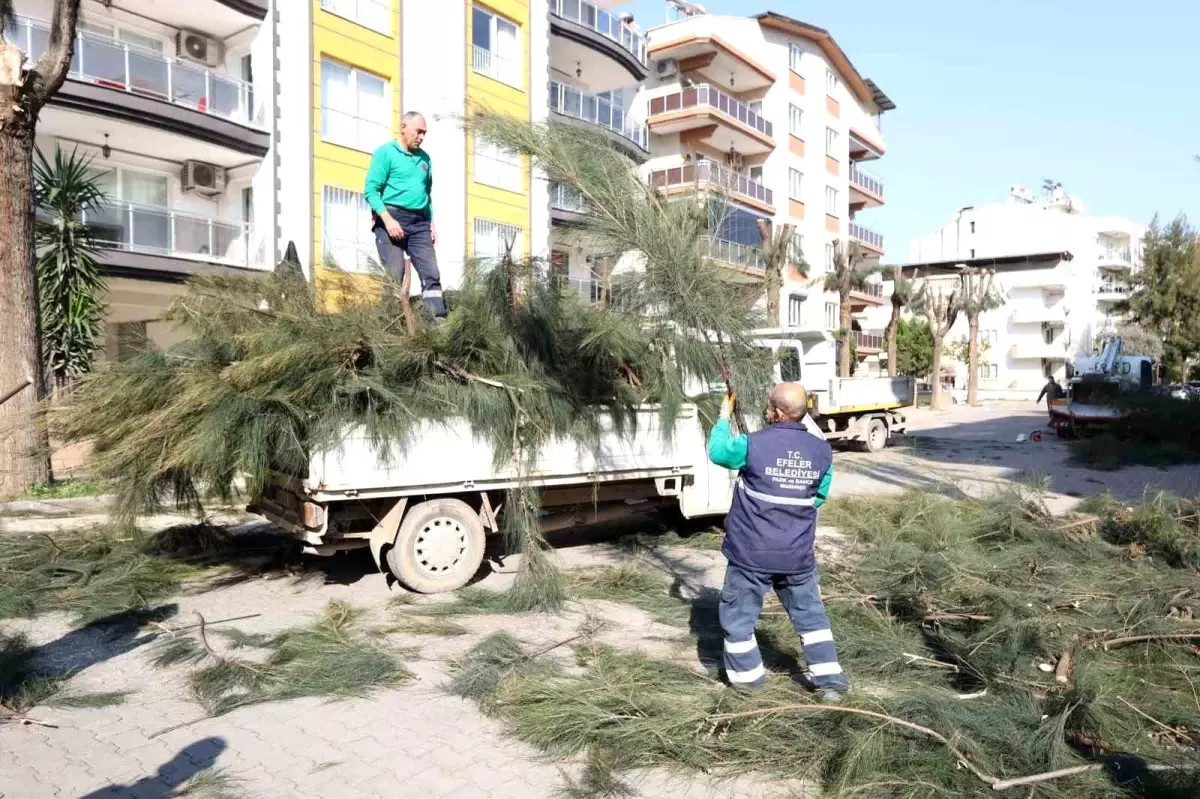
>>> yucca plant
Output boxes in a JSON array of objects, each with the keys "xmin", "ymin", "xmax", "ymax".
[{"xmin": 34, "ymin": 145, "xmax": 108, "ymax": 393}]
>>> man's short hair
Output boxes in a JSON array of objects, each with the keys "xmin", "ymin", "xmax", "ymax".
[
  {"xmin": 401, "ymin": 111, "xmax": 424, "ymax": 126},
  {"xmin": 769, "ymin": 383, "xmax": 808, "ymax": 421}
]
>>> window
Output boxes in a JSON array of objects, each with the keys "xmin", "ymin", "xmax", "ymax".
[
  {"xmin": 321, "ymin": 0, "xmax": 391, "ymax": 35},
  {"xmin": 826, "ymin": 68, "xmax": 839, "ymax": 96},
  {"xmin": 115, "ymin": 322, "xmax": 149, "ymax": 362},
  {"xmin": 241, "ymin": 187, "xmax": 254, "ymax": 224},
  {"xmin": 320, "ymin": 58, "xmax": 390, "ymax": 153},
  {"xmin": 788, "ymin": 168, "xmax": 803, "ymax": 202},
  {"xmin": 787, "ymin": 232, "xmax": 804, "ymax": 265},
  {"xmin": 825, "ymin": 127, "xmax": 838, "ymax": 156},
  {"xmin": 825, "ymin": 301, "xmax": 839, "ymax": 330},
  {"xmin": 969, "ymin": 220, "xmax": 976, "ymax": 234},
  {"xmin": 825, "ymin": 243, "xmax": 835, "ymax": 271},
  {"xmin": 779, "ymin": 346, "xmax": 802, "ymax": 382},
  {"xmin": 980, "ymin": 330, "xmax": 998, "ymax": 347},
  {"xmin": 970, "ymin": 248, "xmax": 975, "ymax": 258},
  {"xmin": 474, "ymin": 138, "xmax": 521, "ymax": 192},
  {"xmin": 747, "ymin": 100, "xmax": 763, "ymax": 116},
  {"xmin": 748, "ymin": 165, "xmax": 764, "ymax": 182},
  {"xmin": 322, "ymin": 186, "xmax": 375, "ymax": 272},
  {"xmin": 787, "ymin": 297, "xmax": 803, "ymax": 328},
  {"xmin": 788, "ymin": 43, "xmax": 803, "ymax": 73},
  {"xmin": 789, "ymin": 104, "xmax": 803, "ymax": 138},
  {"xmin": 474, "ymin": 218, "xmax": 523, "ymax": 262},
  {"xmin": 708, "ymin": 202, "xmax": 767, "ymax": 248},
  {"xmin": 472, "ymin": 6, "xmax": 521, "ymax": 88},
  {"xmin": 825, "ymin": 185, "xmax": 838, "ymax": 215},
  {"xmin": 977, "ymin": 363, "xmax": 998, "ymax": 380}
]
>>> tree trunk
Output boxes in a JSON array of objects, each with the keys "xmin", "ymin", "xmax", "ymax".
[
  {"xmin": 930, "ymin": 334, "xmax": 945, "ymax": 410},
  {"xmin": 967, "ymin": 315, "xmax": 980, "ymax": 406},
  {"xmin": 887, "ymin": 299, "xmax": 901, "ymax": 377},
  {"xmin": 0, "ymin": 111, "xmax": 48, "ymax": 498},
  {"xmin": 838, "ymin": 291, "xmax": 853, "ymax": 378}
]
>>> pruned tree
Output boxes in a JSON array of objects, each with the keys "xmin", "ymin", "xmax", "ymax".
[
  {"xmin": 885, "ymin": 264, "xmax": 914, "ymax": 377},
  {"xmin": 823, "ymin": 240, "xmax": 874, "ymax": 378},
  {"xmin": 758, "ymin": 218, "xmax": 797, "ymax": 327},
  {"xmin": 0, "ymin": 0, "xmax": 84, "ymax": 498},
  {"xmin": 959, "ymin": 267, "xmax": 1003, "ymax": 406},
  {"xmin": 912, "ymin": 277, "xmax": 961, "ymax": 409}
]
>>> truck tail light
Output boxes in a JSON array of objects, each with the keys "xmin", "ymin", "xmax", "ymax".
[{"xmin": 302, "ymin": 501, "xmax": 325, "ymax": 530}]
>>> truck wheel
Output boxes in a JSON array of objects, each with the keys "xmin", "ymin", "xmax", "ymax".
[
  {"xmin": 863, "ymin": 418, "xmax": 888, "ymax": 453},
  {"xmin": 386, "ymin": 499, "xmax": 485, "ymax": 593}
]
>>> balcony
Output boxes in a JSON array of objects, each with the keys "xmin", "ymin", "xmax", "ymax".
[
  {"xmin": 647, "ymin": 160, "xmax": 774, "ymax": 214},
  {"xmin": 854, "ymin": 330, "xmax": 884, "ymax": 353},
  {"xmin": 1097, "ymin": 246, "xmax": 1132, "ymax": 269},
  {"xmin": 848, "ymin": 164, "xmax": 884, "ymax": 208},
  {"xmin": 11, "ymin": 15, "xmax": 268, "ymax": 160},
  {"xmin": 702, "ymin": 236, "xmax": 764, "ymax": 278},
  {"xmin": 848, "ymin": 127, "xmax": 886, "ymax": 161},
  {"xmin": 1010, "ymin": 306, "xmax": 1067, "ymax": 325},
  {"xmin": 549, "ymin": 181, "xmax": 588, "ymax": 225},
  {"xmin": 647, "ymin": 84, "xmax": 775, "ymax": 156},
  {"xmin": 549, "ymin": 82, "xmax": 649, "ymax": 157},
  {"xmin": 1094, "ymin": 280, "xmax": 1132, "ymax": 303},
  {"xmin": 848, "ymin": 222, "xmax": 884, "ymax": 254},
  {"xmin": 550, "ymin": 0, "xmax": 648, "ymax": 92},
  {"xmin": 79, "ymin": 201, "xmax": 265, "ymax": 275},
  {"xmin": 1011, "ymin": 342, "xmax": 1069, "ymax": 361},
  {"xmin": 647, "ymin": 30, "xmax": 774, "ymax": 93},
  {"xmin": 848, "ymin": 281, "xmax": 885, "ymax": 308},
  {"xmin": 473, "ymin": 45, "xmax": 522, "ymax": 89}
]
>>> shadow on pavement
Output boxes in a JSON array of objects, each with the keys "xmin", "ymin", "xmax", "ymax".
[{"xmin": 79, "ymin": 736, "xmax": 226, "ymax": 798}]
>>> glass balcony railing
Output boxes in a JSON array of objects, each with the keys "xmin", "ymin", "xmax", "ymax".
[
  {"xmin": 7, "ymin": 15, "xmax": 263, "ymax": 129},
  {"xmin": 852, "ymin": 282, "xmax": 884, "ymax": 299},
  {"xmin": 550, "ymin": 181, "xmax": 587, "ymax": 214},
  {"xmin": 550, "ymin": 0, "xmax": 647, "ymax": 66},
  {"xmin": 1098, "ymin": 247, "xmax": 1131, "ymax": 264},
  {"xmin": 854, "ymin": 330, "xmax": 884, "ymax": 350},
  {"xmin": 648, "ymin": 160, "xmax": 774, "ymax": 207},
  {"xmin": 1094, "ymin": 281, "xmax": 1131, "ymax": 296},
  {"xmin": 849, "ymin": 164, "xmax": 884, "ymax": 198},
  {"xmin": 78, "ymin": 202, "xmax": 262, "ymax": 267},
  {"xmin": 549, "ymin": 81, "xmax": 649, "ymax": 150},
  {"xmin": 849, "ymin": 222, "xmax": 884, "ymax": 250},
  {"xmin": 648, "ymin": 84, "xmax": 774, "ymax": 139},
  {"xmin": 702, "ymin": 236, "xmax": 764, "ymax": 272}
]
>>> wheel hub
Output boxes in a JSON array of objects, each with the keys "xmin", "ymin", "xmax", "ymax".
[{"xmin": 414, "ymin": 517, "xmax": 468, "ymax": 575}]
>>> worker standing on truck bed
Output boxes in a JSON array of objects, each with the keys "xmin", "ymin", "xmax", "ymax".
[
  {"xmin": 707, "ymin": 384, "xmax": 848, "ymax": 702},
  {"xmin": 365, "ymin": 111, "xmax": 445, "ymax": 323}
]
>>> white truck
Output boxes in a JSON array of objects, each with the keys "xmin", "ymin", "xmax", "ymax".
[{"xmin": 252, "ymin": 333, "xmax": 915, "ymax": 594}]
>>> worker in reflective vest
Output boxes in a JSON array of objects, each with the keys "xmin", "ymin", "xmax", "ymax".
[{"xmin": 707, "ymin": 383, "xmax": 848, "ymax": 702}]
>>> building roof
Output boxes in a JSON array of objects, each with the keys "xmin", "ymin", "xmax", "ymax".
[
  {"xmin": 754, "ymin": 11, "xmax": 894, "ymax": 111},
  {"xmin": 897, "ymin": 251, "xmax": 1074, "ymax": 276}
]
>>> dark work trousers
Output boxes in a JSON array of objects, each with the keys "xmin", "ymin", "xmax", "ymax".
[
  {"xmin": 373, "ymin": 206, "xmax": 445, "ymax": 318},
  {"xmin": 718, "ymin": 563, "xmax": 848, "ymax": 690}
]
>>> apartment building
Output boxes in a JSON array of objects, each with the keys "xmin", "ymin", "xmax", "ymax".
[
  {"xmin": 8, "ymin": 0, "xmax": 274, "ymax": 358},
  {"xmin": 902, "ymin": 186, "xmax": 1146, "ymax": 398}
]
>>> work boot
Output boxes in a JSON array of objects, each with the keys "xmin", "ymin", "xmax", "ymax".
[{"xmin": 814, "ymin": 686, "xmax": 846, "ymax": 704}]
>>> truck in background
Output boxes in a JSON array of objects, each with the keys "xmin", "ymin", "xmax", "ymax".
[{"xmin": 1052, "ymin": 336, "xmax": 1156, "ymax": 436}]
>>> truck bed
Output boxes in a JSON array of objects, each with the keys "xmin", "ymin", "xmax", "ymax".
[{"xmin": 815, "ymin": 376, "xmax": 915, "ymax": 415}]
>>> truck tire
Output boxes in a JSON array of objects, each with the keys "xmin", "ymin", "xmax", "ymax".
[
  {"xmin": 863, "ymin": 417, "xmax": 888, "ymax": 453},
  {"xmin": 386, "ymin": 499, "xmax": 485, "ymax": 593}
]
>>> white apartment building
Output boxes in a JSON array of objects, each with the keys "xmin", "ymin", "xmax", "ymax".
[
  {"xmin": 629, "ymin": 9, "xmax": 895, "ymax": 375},
  {"xmin": 7, "ymin": 0, "xmax": 276, "ymax": 358},
  {"xmin": 902, "ymin": 186, "xmax": 1146, "ymax": 398}
]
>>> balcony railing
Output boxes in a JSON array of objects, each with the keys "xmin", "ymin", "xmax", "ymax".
[
  {"xmin": 1098, "ymin": 247, "xmax": 1131, "ymax": 265},
  {"xmin": 8, "ymin": 15, "xmax": 263, "ymax": 129},
  {"xmin": 1094, "ymin": 281, "xmax": 1131, "ymax": 296},
  {"xmin": 80, "ymin": 201, "xmax": 262, "ymax": 267},
  {"xmin": 848, "ymin": 164, "xmax": 884, "ymax": 198},
  {"xmin": 550, "ymin": 181, "xmax": 587, "ymax": 214},
  {"xmin": 648, "ymin": 160, "xmax": 773, "ymax": 207},
  {"xmin": 702, "ymin": 236, "xmax": 764, "ymax": 272},
  {"xmin": 550, "ymin": 0, "xmax": 647, "ymax": 66},
  {"xmin": 549, "ymin": 82, "xmax": 648, "ymax": 150},
  {"xmin": 852, "ymin": 282, "xmax": 884, "ymax": 299},
  {"xmin": 849, "ymin": 222, "xmax": 884, "ymax": 250},
  {"xmin": 854, "ymin": 330, "xmax": 884, "ymax": 350},
  {"xmin": 648, "ymin": 84, "xmax": 773, "ymax": 139},
  {"xmin": 473, "ymin": 45, "xmax": 521, "ymax": 88}
]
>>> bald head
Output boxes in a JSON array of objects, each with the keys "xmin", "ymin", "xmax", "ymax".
[{"xmin": 768, "ymin": 382, "xmax": 808, "ymax": 422}]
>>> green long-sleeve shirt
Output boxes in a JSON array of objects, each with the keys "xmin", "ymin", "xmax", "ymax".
[
  {"xmin": 707, "ymin": 418, "xmax": 833, "ymax": 507},
  {"xmin": 364, "ymin": 141, "xmax": 433, "ymax": 218}
]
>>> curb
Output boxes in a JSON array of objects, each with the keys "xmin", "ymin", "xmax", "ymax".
[{"xmin": 0, "ymin": 494, "xmax": 115, "ymax": 515}]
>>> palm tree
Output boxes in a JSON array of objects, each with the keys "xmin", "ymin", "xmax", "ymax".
[
  {"xmin": 823, "ymin": 240, "xmax": 875, "ymax": 378},
  {"xmin": 885, "ymin": 264, "xmax": 914, "ymax": 377},
  {"xmin": 34, "ymin": 146, "xmax": 108, "ymax": 393},
  {"xmin": 758, "ymin": 219, "xmax": 799, "ymax": 327},
  {"xmin": 911, "ymin": 278, "xmax": 961, "ymax": 410},
  {"xmin": 959, "ymin": 267, "xmax": 1002, "ymax": 406}
]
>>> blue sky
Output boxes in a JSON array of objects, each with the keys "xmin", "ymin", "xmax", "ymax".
[{"xmin": 623, "ymin": 0, "xmax": 1198, "ymax": 256}]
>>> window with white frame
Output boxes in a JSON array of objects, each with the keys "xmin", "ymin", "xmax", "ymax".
[
  {"xmin": 789, "ymin": 104, "xmax": 803, "ymax": 138},
  {"xmin": 788, "ymin": 43, "xmax": 803, "ymax": 73},
  {"xmin": 322, "ymin": 186, "xmax": 375, "ymax": 272},
  {"xmin": 320, "ymin": 0, "xmax": 391, "ymax": 35},
  {"xmin": 825, "ymin": 126, "xmax": 838, "ymax": 156},
  {"xmin": 320, "ymin": 58, "xmax": 390, "ymax": 153},
  {"xmin": 825, "ymin": 185, "xmax": 838, "ymax": 215},
  {"xmin": 788, "ymin": 168, "xmax": 803, "ymax": 202},
  {"xmin": 472, "ymin": 6, "xmax": 521, "ymax": 88},
  {"xmin": 474, "ymin": 138, "xmax": 521, "ymax": 192},
  {"xmin": 787, "ymin": 295, "xmax": 804, "ymax": 328},
  {"xmin": 787, "ymin": 231, "xmax": 804, "ymax": 265},
  {"xmin": 826, "ymin": 67, "xmax": 840, "ymax": 96},
  {"xmin": 825, "ymin": 243, "xmax": 835, "ymax": 271},
  {"xmin": 825, "ymin": 301, "xmax": 839, "ymax": 330},
  {"xmin": 474, "ymin": 218, "xmax": 523, "ymax": 263},
  {"xmin": 977, "ymin": 363, "xmax": 998, "ymax": 380}
]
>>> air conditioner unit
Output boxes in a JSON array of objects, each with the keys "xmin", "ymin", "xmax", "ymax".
[
  {"xmin": 181, "ymin": 161, "xmax": 227, "ymax": 197},
  {"xmin": 176, "ymin": 30, "xmax": 223, "ymax": 68},
  {"xmin": 655, "ymin": 58, "xmax": 678, "ymax": 79}
]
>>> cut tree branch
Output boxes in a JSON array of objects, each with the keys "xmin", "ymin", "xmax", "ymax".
[
  {"xmin": 30, "ymin": 0, "xmax": 82, "ymax": 108},
  {"xmin": 1100, "ymin": 632, "xmax": 1200, "ymax": 650}
]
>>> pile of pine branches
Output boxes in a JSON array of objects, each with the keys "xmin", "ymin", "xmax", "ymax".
[{"xmin": 449, "ymin": 488, "xmax": 1200, "ymax": 797}]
